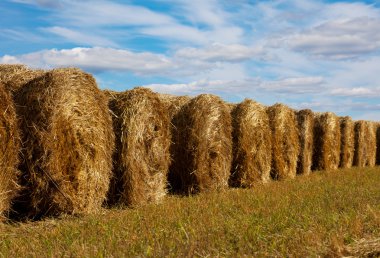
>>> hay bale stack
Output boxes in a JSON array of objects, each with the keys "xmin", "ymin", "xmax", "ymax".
[
  {"xmin": 0, "ymin": 64, "xmax": 44, "ymax": 93},
  {"xmin": 230, "ymin": 99, "xmax": 272, "ymax": 187},
  {"xmin": 0, "ymin": 82, "xmax": 20, "ymax": 219},
  {"xmin": 169, "ymin": 94, "xmax": 232, "ymax": 194},
  {"xmin": 339, "ymin": 116, "xmax": 355, "ymax": 168},
  {"xmin": 354, "ymin": 120, "xmax": 377, "ymax": 167},
  {"xmin": 312, "ymin": 112, "xmax": 341, "ymax": 171},
  {"xmin": 266, "ymin": 103, "xmax": 300, "ymax": 180},
  {"xmin": 107, "ymin": 87, "xmax": 171, "ymax": 207},
  {"xmin": 12, "ymin": 68, "xmax": 114, "ymax": 218},
  {"xmin": 296, "ymin": 109, "xmax": 314, "ymax": 175}
]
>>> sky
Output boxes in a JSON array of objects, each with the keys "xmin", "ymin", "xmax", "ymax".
[{"xmin": 1, "ymin": 0, "xmax": 380, "ymax": 120}]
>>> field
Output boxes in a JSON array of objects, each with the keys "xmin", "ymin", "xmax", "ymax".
[{"xmin": 1, "ymin": 167, "xmax": 379, "ymax": 257}]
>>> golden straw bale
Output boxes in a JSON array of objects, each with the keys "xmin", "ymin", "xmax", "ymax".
[
  {"xmin": 12, "ymin": 68, "xmax": 114, "ymax": 218},
  {"xmin": 354, "ymin": 120, "xmax": 377, "ymax": 167},
  {"xmin": 0, "ymin": 64, "xmax": 44, "ymax": 92},
  {"xmin": 230, "ymin": 99, "xmax": 272, "ymax": 187},
  {"xmin": 312, "ymin": 112, "xmax": 341, "ymax": 171},
  {"xmin": 0, "ymin": 82, "xmax": 20, "ymax": 219},
  {"xmin": 266, "ymin": 103, "xmax": 300, "ymax": 180},
  {"xmin": 296, "ymin": 109, "xmax": 314, "ymax": 175},
  {"xmin": 107, "ymin": 87, "xmax": 171, "ymax": 207},
  {"xmin": 169, "ymin": 94, "xmax": 232, "ymax": 194},
  {"xmin": 339, "ymin": 116, "xmax": 355, "ymax": 168}
]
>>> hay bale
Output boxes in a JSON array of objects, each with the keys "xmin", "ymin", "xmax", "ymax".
[
  {"xmin": 354, "ymin": 120, "xmax": 377, "ymax": 167},
  {"xmin": 12, "ymin": 68, "xmax": 114, "ymax": 218},
  {"xmin": 169, "ymin": 94, "xmax": 232, "ymax": 194},
  {"xmin": 107, "ymin": 87, "xmax": 171, "ymax": 207},
  {"xmin": 312, "ymin": 112, "xmax": 341, "ymax": 171},
  {"xmin": 0, "ymin": 82, "xmax": 20, "ymax": 219},
  {"xmin": 267, "ymin": 104, "xmax": 300, "ymax": 180},
  {"xmin": 0, "ymin": 64, "xmax": 44, "ymax": 93},
  {"xmin": 230, "ymin": 99, "xmax": 272, "ymax": 187},
  {"xmin": 296, "ymin": 109, "xmax": 314, "ymax": 175},
  {"xmin": 339, "ymin": 116, "xmax": 355, "ymax": 168}
]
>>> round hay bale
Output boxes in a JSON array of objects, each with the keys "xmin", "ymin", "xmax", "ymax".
[
  {"xmin": 0, "ymin": 64, "xmax": 44, "ymax": 93},
  {"xmin": 169, "ymin": 94, "xmax": 232, "ymax": 194},
  {"xmin": 296, "ymin": 109, "xmax": 314, "ymax": 176},
  {"xmin": 12, "ymin": 68, "xmax": 114, "ymax": 218},
  {"xmin": 354, "ymin": 120, "xmax": 377, "ymax": 167},
  {"xmin": 339, "ymin": 116, "xmax": 355, "ymax": 168},
  {"xmin": 0, "ymin": 82, "xmax": 20, "ymax": 219},
  {"xmin": 107, "ymin": 87, "xmax": 171, "ymax": 207},
  {"xmin": 312, "ymin": 112, "xmax": 341, "ymax": 171},
  {"xmin": 230, "ymin": 99, "xmax": 272, "ymax": 187},
  {"xmin": 266, "ymin": 103, "xmax": 300, "ymax": 180}
]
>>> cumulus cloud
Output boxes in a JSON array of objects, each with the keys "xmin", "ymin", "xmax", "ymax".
[
  {"xmin": 175, "ymin": 43, "xmax": 265, "ymax": 62},
  {"xmin": 0, "ymin": 47, "xmax": 173, "ymax": 74},
  {"xmin": 288, "ymin": 18, "xmax": 380, "ymax": 59}
]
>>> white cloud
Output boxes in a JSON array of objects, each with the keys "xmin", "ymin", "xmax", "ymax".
[
  {"xmin": 288, "ymin": 18, "xmax": 380, "ymax": 59},
  {"xmin": 44, "ymin": 26, "xmax": 117, "ymax": 47},
  {"xmin": 260, "ymin": 76, "xmax": 325, "ymax": 94},
  {"xmin": 175, "ymin": 43, "xmax": 265, "ymax": 62},
  {"xmin": 331, "ymin": 87, "xmax": 380, "ymax": 97},
  {"xmin": 0, "ymin": 47, "xmax": 173, "ymax": 74},
  {"xmin": 10, "ymin": 0, "xmax": 62, "ymax": 8}
]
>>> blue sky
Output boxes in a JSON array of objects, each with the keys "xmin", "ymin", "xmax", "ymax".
[{"xmin": 1, "ymin": 0, "xmax": 380, "ymax": 120}]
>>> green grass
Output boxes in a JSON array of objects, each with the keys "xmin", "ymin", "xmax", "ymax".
[{"xmin": 1, "ymin": 167, "xmax": 379, "ymax": 257}]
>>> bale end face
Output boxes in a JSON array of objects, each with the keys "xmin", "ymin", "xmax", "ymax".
[
  {"xmin": 169, "ymin": 94, "xmax": 232, "ymax": 194},
  {"xmin": 12, "ymin": 68, "xmax": 114, "ymax": 218},
  {"xmin": 339, "ymin": 116, "xmax": 354, "ymax": 169},
  {"xmin": 230, "ymin": 99, "xmax": 272, "ymax": 187},
  {"xmin": 312, "ymin": 112, "xmax": 341, "ymax": 171},
  {"xmin": 107, "ymin": 87, "xmax": 171, "ymax": 207},
  {"xmin": 267, "ymin": 103, "xmax": 300, "ymax": 180},
  {"xmin": 0, "ymin": 82, "xmax": 20, "ymax": 219},
  {"xmin": 296, "ymin": 109, "xmax": 314, "ymax": 176}
]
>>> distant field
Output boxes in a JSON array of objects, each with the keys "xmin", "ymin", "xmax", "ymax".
[{"xmin": 0, "ymin": 167, "xmax": 379, "ymax": 257}]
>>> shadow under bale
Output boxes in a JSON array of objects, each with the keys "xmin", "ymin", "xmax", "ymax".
[
  {"xmin": 169, "ymin": 94, "xmax": 232, "ymax": 194},
  {"xmin": 230, "ymin": 99, "xmax": 272, "ymax": 187},
  {"xmin": 267, "ymin": 103, "xmax": 300, "ymax": 180},
  {"xmin": 12, "ymin": 68, "xmax": 114, "ymax": 219},
  {"xmin": 107, "ymin": 88, "xmax": 171, "ymax": 207},
  {"xmin": 0, "ymin": 82, "xmax": 20, "ymax": 220}
]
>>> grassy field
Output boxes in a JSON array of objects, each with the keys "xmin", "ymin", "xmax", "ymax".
[{"xmin": 0, "ymin": 167, "xmax": 379, "ymax": 257}]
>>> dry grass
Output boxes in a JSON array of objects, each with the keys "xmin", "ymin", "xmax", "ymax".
[
  {"xmin": 106, "ymin": 87, "xmax": 171, "ymax": 207},
  {"xmin": 12, "ymin": 68, "xmax": 114, "ymax": 218},
  {"xmin": 0, "ymin": 167, "xmax": 379, "ymax": 257},
  {"xmin": 354, "ymin": 120, "xmax": 377, "ymax": 167},
  {"xmin": 339, "ymin": 116, "xmax": 355, "ymax": 169},
  {"xmin": 0, "ymin": 82, "xmax": 20, "ymax": 220},
  {"xmin": 169, "ymin": 94, "xmax": 232, "ymax": 194},
  {"xmin": 267, "ymin": 103, "xmax": 300, "ymax": 180},
  {"xmin": 296, "ymin": 109, "xmax": 314, "ymax": 175},
  {"xmin": 230, "ymin": 99, "xmax": 272, "ymax": 187},
  {"xmin": 313, "ymin": 112, "xmax": 341, "ymax": 171},
  {"xmin": 0, "ymin": 64, "xmax": 44, "ymax": 93}
]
